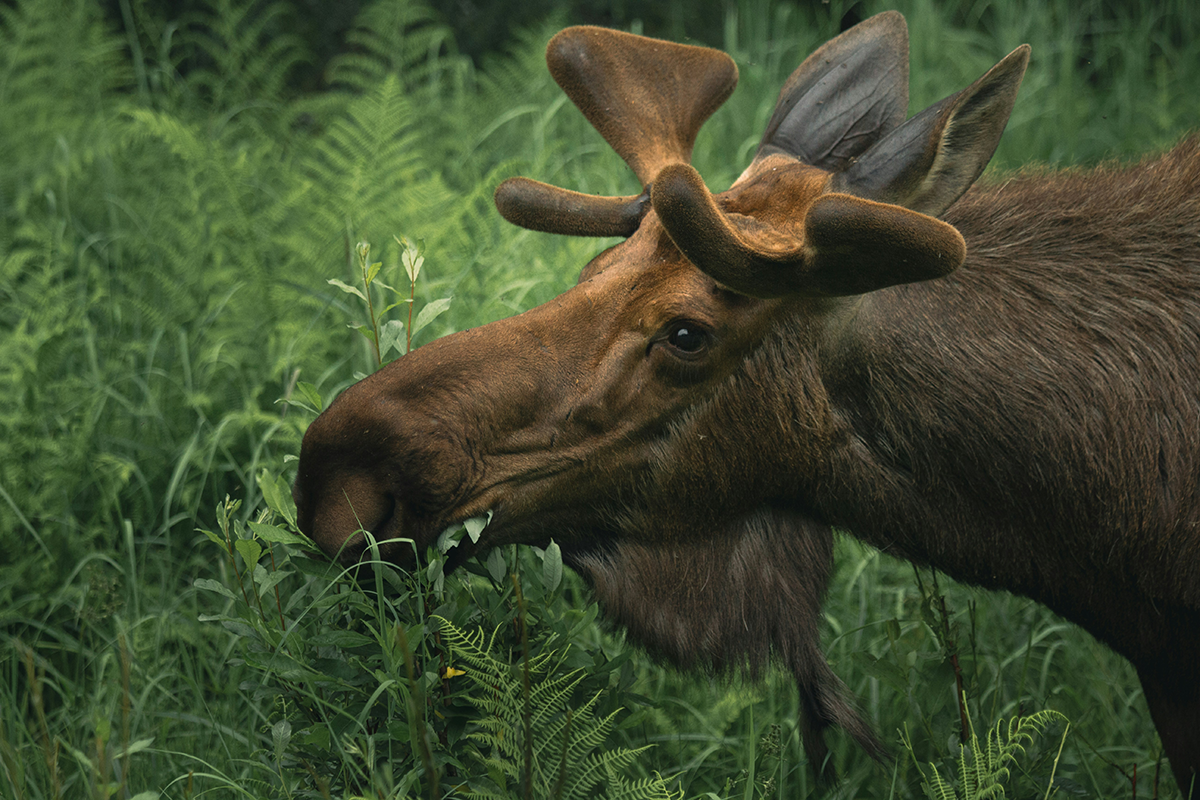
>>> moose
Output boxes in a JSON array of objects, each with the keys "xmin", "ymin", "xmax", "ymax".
[{"xmin": 293, "ymin": 12, "xmax": 1200, "ymax": 790}]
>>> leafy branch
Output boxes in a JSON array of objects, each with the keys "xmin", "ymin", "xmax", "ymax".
[{"xmin": 327, "ymin": 236, "xmax": 452, "ymax": 368}]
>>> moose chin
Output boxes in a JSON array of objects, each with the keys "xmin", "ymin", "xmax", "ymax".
[{"xmin": 294, "ymin": 12, "xmax": 1200, "ymax": 790}]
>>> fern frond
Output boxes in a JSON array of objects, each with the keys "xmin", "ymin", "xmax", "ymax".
[
  {"xmin": 601, "ymin": 768, "xmax": 682, "ymax": 800},
  {"xmin": 436, "ymin": 616, "xmax": 672, "ymax": 799},
  {"xmin": 906, "ymin": 704, "xmax": 1070, "ymax": 800},
  {"xmin": 563, "ymin": 746, "xmax": 653, "ymax": 800},
  {"xmin": 324, "ymin": 0, "xmax": 464, "ymax": 95},
  {"xmin": 284, "ymin": 71, "xmax": 453, "ymax": 290},
  {"xmin": 174, "ymin": 0, "xmax": 306, "ymax": 112},
  {"xmin": 0, "ymin": 0, "xmax": 126, "ymax": 218}
]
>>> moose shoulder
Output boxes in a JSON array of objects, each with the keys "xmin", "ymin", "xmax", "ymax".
[{"xmin": 293, "ymin": 12, "xmax": 1200, "ymax": 790}]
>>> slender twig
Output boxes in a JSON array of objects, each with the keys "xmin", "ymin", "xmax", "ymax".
[
  {"xmin": 266, "ymin": 542, "xmax": 287, "ymax": 631},
  {"xmin": 397, "ymin": 624, "xmax": 440, "ymax": 800},
  {"xmin": 119, "ymin": 632, "xmax": 132, "ymax": 797},
  {"xmin": 512, "ymin": 573, "xmax": 533, "ymax": 800},
  {"xmin": 1042, "ymin": 721, "xmax": 1070, "ymax": 800},
  {"xmin": 938, "ymin": 592, "xmax": 970, "ymax": 744},
  {"xmin": 356, "ymin": 243, "xmax": 382, "ymax": 366},
  {"xmin": 22, "ymin": 646, "xmax": 60, "ymax": 800},
  {"xmin": 406, "ymin": 261, "xmax": 416, "ymax": 354}
]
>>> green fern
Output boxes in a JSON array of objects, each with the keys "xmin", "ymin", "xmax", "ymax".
[
  {"xmin": 436, "ymin": 618, "xmax": 680, "ymax": 800},
  {"xmin": 0, "ymin": 0, "xmax": 127, "ymax": 225},
  {"xmin": 172, "ymin": 0, "xmax": 305, "ymax": 113},
  {"xmin": 324, "ymin": 0, "xmax": 467, "ymax": 95},
  {"xmin": 292, "ymin": 72, "xmax": 447, "ymax": 268},
  {"xmin": 904, "ymin": 705, "xmax": 1070, "ymax": 800}
]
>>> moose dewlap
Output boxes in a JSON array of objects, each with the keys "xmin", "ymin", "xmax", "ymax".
[{"xmin": 293, "ymin": 12, "xmax": 1200, "ymax": 789}]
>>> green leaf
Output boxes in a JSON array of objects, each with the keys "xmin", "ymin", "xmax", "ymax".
[
  {"xmin": 365, "ymin": 260, "xmax": 382, "ymax": 286},
  {"xmin": 437, "ymin": 524, "xmax": 464, "ymax": 553},
  {"xmin": 257, "ymin": 470, "xmax": 298, "ymax": 528},
  {"xmin": 379, "ymin": 318, "xmax": 405, "ymax": 357},
  {"xmin": 299, "ymin": 725, "xmax": 331, "ymax": 751},
  {"xmin": 463, "ymin": 512, "xmax": 491, "ymax": 544},
  {"xmin": 199, "ymin": 527, "xmax": 226, "ymax": 548},
  {"xmin": 486, "ymin": 548, "xmax": 507, "ymax": 583},
  {"xmin": 253, "ymin": 564, "xmax": 290, "ymax": 598},
  {"xmin": 272, "ymin": 719, "xmax": 292, "ymax": 761},
  {"xmin": 296, "ymin": 381, "xmax": 324, "ymax": 412},
  {"xmin": 543, "ymin": 540, "xmax": 563, "ymax": 593},
  {"xmin": 194, "ymin": 578, "xmax": 237, "ymax": 600},
  {"xmin": 310, "ymin": 630, "xmax": 375, "ymax": 648},
  {"xmin": 398, "ymin": 235, "xmax": 424, "ymax": 283},
  {"xmin": 411, "ymin": 297, "xmax": 452, "ymax": 337},
  {"xmin": 427, "ymin": 555, "xmax": 446, "ymax": 595},
  {"xmin": 568, "ymin": 603, "xmax": 601, "ymax": 641},
  {"xmin": 248, "ymin": 520, "xmax": 307, "ymax": 546},
  {"xmin": 117, "ymin": 738, "xmax": 155, "ymax": 759},
  {"xmin": 235, "ymin": 538, "xmax": 262, "ymax": 567},
  {"xmin": 328, "ymin": 278, "xmax": 366, "ymax": 301}
]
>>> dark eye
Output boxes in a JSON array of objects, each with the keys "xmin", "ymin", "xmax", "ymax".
[{"xmin": 665, "ymin": 321, "xmax": 710, "ymax": 355}]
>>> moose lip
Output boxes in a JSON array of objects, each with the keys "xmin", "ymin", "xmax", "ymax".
[{"xmin": 325, "ymin": 499, "xmax": 496, "ymax": 571}]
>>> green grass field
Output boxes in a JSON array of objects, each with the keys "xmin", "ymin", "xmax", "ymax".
[{"xmin": 2, "ymin": 0, "xmax": 1198, "ymax": 797}]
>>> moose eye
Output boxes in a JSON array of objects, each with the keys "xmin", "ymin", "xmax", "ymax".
[{"xmin": 664, "ymin": 321, "xmax": 711, "ymax": 355}]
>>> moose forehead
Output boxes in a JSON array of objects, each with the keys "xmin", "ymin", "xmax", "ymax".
[{"xmin": 578, "ymin": 155, "xmax": 830, "ymax": 305}]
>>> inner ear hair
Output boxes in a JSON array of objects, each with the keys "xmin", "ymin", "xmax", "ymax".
[{"xmin": 832, "ymin": 44, "xmax": 1031, "ymax": 218}]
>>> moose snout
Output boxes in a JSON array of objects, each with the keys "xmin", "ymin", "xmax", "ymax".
[{"xmin": 292, "ymin": 468, "xmax": 403, "ymax": 564}]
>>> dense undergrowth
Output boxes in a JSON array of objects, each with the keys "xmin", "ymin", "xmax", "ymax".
[{"xmin": 2, "ymin": 0, "xmax": 1198, "ymax": 797}]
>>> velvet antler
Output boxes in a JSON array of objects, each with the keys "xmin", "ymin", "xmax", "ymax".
[
  {"xmin": 652, "ymin": 43, "xmax": 1030, "ymax": 298},
  {"xmin": 494, "ymin": 26, "xmax": 737, "ymax": 238}
]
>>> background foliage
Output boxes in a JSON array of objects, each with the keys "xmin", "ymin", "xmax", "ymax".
[{"xmin": 2, "ymin": 0, "xmax": 1198, "ymax": 797}]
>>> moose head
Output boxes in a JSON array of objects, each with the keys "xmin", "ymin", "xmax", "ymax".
[
  {"xmin": 294, "ymin": 11, "xmax": 1027, "ymax": 573},
  {"xmin": 293, "ymin": 11, "xmax": 1041, "ymax": 777}
]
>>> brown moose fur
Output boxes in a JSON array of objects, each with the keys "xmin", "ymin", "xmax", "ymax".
[
  {"xmin": 294, "ymin": 16, "xmax": 1200, "ymax": 791},
  {"xmin": 576, "ymin": 509, "xmax": 884, "ymax": 771}
]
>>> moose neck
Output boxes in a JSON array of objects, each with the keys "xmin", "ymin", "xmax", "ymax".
[{"xmin": 810, "ymin": 143, "xmax": 1200, "ymax": 667}]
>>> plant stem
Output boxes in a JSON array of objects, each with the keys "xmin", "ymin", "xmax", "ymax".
[
  {"xmin": 1043, "ymin": 721, "xmax": 1070, "ymax": 800},
  {"xmin": 397, "ymin": 624, "xmax": 440, "ymax": 800},
  {"xmin": 357, "ymin": 244, "xmax": 382, "ymax": 367},
  {"xmin": 406, "ymin": 262, "xmax": 416, "ymax": 354},
  {"xmin": 512, "ymin": 573, "xmax": 533, "ymax": 800}
]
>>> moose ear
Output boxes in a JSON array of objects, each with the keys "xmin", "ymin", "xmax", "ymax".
[
  {"xmin": 757, "ymin": 11, "xmax": 910, "ymax": 172},
  {"xmin": 832, "ymin": 44, "xmax": 1031, "ymax": 217}
]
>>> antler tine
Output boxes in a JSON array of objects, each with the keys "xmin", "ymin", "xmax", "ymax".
[
  {"xmin": 652, "ymin": 162, "xmax": 965, "ymax": 298},
  {"xmin": 546, "ymin": 26, "xmax": 738, "ymax": 187},
  {"xmin": 494, "ymin": 178, "xmax": 649, "ymax": 238},
  {"xmin": 495, "ymin": 26, "xmax": 738, "ymax": 238}
]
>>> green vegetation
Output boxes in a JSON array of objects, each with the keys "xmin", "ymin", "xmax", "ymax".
[
  {"xmin": 903, "ymin": 706, "xmax": 1070, "ymax": 800},
  {"xmin": 2, "ymin": 0, "xmax": 1197, "ymax": 797}
]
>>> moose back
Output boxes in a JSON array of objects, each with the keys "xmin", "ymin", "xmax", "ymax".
[{"xmin": 293, "ymin": 12, "xmax": 1200, "ymax": 790}]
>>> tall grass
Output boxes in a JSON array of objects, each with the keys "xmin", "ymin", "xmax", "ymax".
[{"xmin": 1, "ymin": 0, "xmax": 1198, "ymax": 797}]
